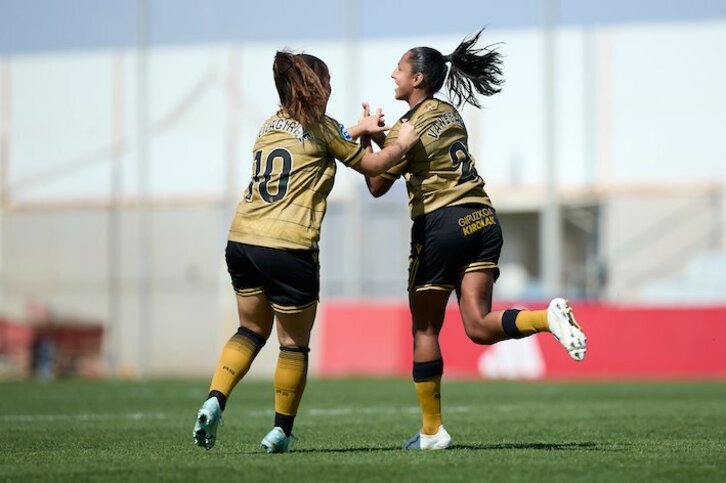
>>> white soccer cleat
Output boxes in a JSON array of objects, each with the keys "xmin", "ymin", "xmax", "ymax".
[
  {"xmin": 547, "ymin": 298, "xmax": 587, "ymax": 361},
  {"xmin": 402, "ymin": 425, "xmax": 452, "ymax": 450},
  {"xmin": 193, "ymin": 397, "xmax": 222, "ymax": 450},
  {"xmin": 261, "ymin": 426, "xmax": 293, "ymax": 453}
]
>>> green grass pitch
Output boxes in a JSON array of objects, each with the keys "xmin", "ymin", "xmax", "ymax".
[{"xmin": 1, "ymin": 379, "xmax": 725, "ymax": 482}]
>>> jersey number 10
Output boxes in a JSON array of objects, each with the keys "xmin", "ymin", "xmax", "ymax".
[{"xmin": 245, "ymin": 148, "xmax": 293, "ymax": 203}]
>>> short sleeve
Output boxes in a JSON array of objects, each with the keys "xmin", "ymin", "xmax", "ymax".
[{"xmin": 316, "ymin": 116, "xmax": 365, "ymax": 167}]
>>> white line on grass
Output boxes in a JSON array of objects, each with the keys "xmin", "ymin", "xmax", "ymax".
[
  {"xmin": 1, "ymin": 405, "xmax": 471, "ymax": 422},
  {"xmin": 0, "ymin": 413, "xmax": 171, "ymax": 422}
]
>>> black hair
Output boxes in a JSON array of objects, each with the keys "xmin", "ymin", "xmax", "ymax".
[{"xmin": 407, "ymin": 29, "xmax": 503, "ymax": 109}]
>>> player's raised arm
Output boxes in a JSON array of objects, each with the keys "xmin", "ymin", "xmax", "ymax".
[
  {"xmin": 351, "ymin": 102, "xmax": 387, "ymax": 147},
  {"xmin": 345, "ymin": 102, "xmax": 389, "ymax": 141},
  {"xmin": 365, "ymin": 174, "xmax": 395, "ymax": 198},
  {"xmin": 353, "ymin": 120, "xmax": 418, "ymax": 177}
]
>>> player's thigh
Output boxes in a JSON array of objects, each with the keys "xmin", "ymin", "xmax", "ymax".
[
  {"xmin": 409, "ymin": 204, "xmax": 499, "ymax": 293},
  {"xmin": 457, "ymin": 206, "xmax": 503, "ymax": 283},
  {"xmin": 236, "ymin": 292, "xmax": 274, "ymax": 338},
  {"xmin": 226, "ymin": 241, "xmax": 274, "ymax": 335},
  {"xmin": 409, "ymin": 288, "xmax": 450, "ymax": 335},
  {"xmin": 455, "ymin": 207, "xmax": 502, "ymax": 326},
  {"xmin": 275, "ymin": 304, "xmax": 317, "ymax": 348},
  {"xmin": 246, "ymin": 245, "xmax": 320, "ymax": 315},
  {"xmin": 226, "ymin": 240, "xmax": 266, "ymax": 297},
  {"xmin": 237, "ymin": 245, "xmax": 319, "ymax": 347},
  {"xmin": 408, "ymin": 209, "xmax": 456, "ymax": 293},
  {"xmin": 457, "ymin": 269, "xmax": 496, "ymax": 324}
]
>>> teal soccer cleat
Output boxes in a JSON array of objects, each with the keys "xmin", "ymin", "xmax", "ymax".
[
  {"xmin": 260, "ymin": 427, "xmax": 293, "ymax": 453},
  {"xmin": 193, "ymin": 397, "xmax": 222, "ymax": 450}
]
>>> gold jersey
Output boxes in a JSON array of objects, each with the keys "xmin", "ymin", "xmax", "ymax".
[
  {"xmin": 228, "ymin": 113, "xmax": 364, "ymax": 250},
  {"xmin": 382, "ymin": 98, "xmax": 492, "ymax": 219}
]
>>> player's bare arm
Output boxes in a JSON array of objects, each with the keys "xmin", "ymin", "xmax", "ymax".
[
  {"xmin": 356, "ymin": 101, "xmax": 387, "ymax": 147},
  {"xmin": 354, "ymin": 120, "xmax": 418, "ymax": 176},
  {"xmin": 365, "ymin": 175, "xmax": 395, "ymax": 198},
  {"xmin": 345, "ymin": 104, "xmax": 389, "ymax": 140}
]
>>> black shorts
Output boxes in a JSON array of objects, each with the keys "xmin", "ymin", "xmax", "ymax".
[
  {"xmin": 225, "ymin": 241, "xmax": 320, "ymax": 313},
  {"xmin": 409, "ymin": 204, "xmax": 503, "ymax": 292}
]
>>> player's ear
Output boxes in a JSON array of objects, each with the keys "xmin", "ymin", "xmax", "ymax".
[{"xmin": 412, "ymin": 72, "xmax": 424, "ymax": 88}]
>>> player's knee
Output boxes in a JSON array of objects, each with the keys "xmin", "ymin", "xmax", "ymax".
[
  {"xmin": 467, "ymin": 333, "xmax": 497, "ymax": 345},
  {"xmin": 414, "ymin": 325, "xmax": 439, "ymax": 336},
  {"xmin": 463, "ymin": 324, "xmax": 497, "ymax": 345}
]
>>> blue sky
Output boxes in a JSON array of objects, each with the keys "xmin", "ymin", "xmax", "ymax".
[{"xmin": 2, "ymin": 0, "xmax": 726, "ymax": 54}]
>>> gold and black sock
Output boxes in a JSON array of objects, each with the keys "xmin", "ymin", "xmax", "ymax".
[
  {"xmin": 274, "ymin": 346, "xmax": 309, "ymax": 437},
  {"xmin": 502, "ymin": 308, "xmax": 549, "ymax": 339},
  {"xmin": 208, "ymin": 390, "xmax": 228, "ymax": 411},
  {"xmin": 413, "ymin": 359, "xmax": 443, "ymax": 435},
  {"xmin": 502, "ymin": 309, "xmax": 524, "ymax": 338},
  {"xmin": 208, "ymin": 326, "xmax": 266, "ymax": 410},
  {"xmin": 274, "ymin": 413, "xmax": 296, "ymax": 438}
]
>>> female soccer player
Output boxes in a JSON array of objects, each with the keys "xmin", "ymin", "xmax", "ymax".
[
  {"xmin": 363, "ymin": 30, "xmax": 587, "ymax": 450},
  {"xmin": 193, "ymin": 51, "xmax": 419, "ymax": 453}
]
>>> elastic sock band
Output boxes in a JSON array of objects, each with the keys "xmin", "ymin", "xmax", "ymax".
[
  {"xmin": 413, "ymin": 359, "xmax": 444, "ymax": 382},
  {"xmin": 274, "ymin": 413, "xmax": 295, "ymax": 437},
  {"xmin": 208, "ymin": 390, "xmax": 227, "ymax": 411},
  {"xmin": 236, "ymin": 326, "xmax": 267, "ymax": 349},
  {"xmin": 501, "ymin": 309, "xmax": 524, "ymax": 339},
  {"xmin": 280, "ymin": 346, "xmax": 310, "ymax": 354}
]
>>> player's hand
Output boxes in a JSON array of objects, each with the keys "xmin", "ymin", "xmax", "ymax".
[
  {"xmin": 358, "ymin": 101, "xmax": 388, "ymax": 148},
  {"xmin": 359, "ymin": 101, "xmax": 371, "ymax": 123},
  {"xmin": 358, "ymin": 102, "xmax": 390, "ymax": 135},
  {"xmin": 396, "ymin": 119, "xmax": 419, "ymax": 150}
]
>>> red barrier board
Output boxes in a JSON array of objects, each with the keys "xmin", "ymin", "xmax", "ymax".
[
  {"xmin": 318, "ymin": 302, "xmax": 726, "ymax": 379},
  {"xmin": 318, "ymin": 302, "xmax": 411, "ymax": 376}
]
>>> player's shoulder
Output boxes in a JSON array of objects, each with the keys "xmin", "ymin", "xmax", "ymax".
[
  {"xmin": 408, "ymin": 98, "xmax": 456, "ymax": 126},
  {"xmin": 318, "ymin": 114, "xmax": 354, "ymax": 142},
  {"xmin": 320, "ymin": 114, "xmax": 338, "ymax": 128},
  {"xmin": 422, "ymin": 98, "xmax": 457, "ymax": 116}
]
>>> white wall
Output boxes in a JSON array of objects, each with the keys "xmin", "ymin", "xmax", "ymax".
[{"xmin": 5, "ymin": 21, "xmax": 726, "ymax": 204}]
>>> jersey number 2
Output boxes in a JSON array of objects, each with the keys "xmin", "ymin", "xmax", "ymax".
[
  {"xmin": 449, "ymin": 140, "xmax": 477, "ymax": 184},
  {"xmin": 246, "ymin": 148, "xmax": 292, "ymax": 203}
]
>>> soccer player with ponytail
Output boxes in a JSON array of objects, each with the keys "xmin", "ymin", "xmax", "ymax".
[
  {"xmin": 193, "ymin": 51, "xmax": 419, "ymax": 453},
  {"xmin": 363, "ymin": 30, "xmax": 587, "ymax": 450}
]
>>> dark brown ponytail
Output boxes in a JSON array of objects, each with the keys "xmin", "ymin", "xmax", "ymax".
[{"xmin": 273, "ymin": 51, "xmax": 330, "ymax": 127}]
